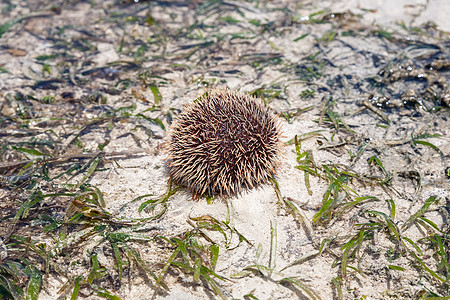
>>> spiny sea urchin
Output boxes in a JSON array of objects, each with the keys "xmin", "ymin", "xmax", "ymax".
[{"xmin": 165, "ymin": 89, "xmax": 282, "ymax": 198}]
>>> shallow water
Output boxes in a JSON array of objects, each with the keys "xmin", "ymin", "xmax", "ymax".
[{"xmin": 0, "ymin": 1, "xmax": 449, "ymax": 299}]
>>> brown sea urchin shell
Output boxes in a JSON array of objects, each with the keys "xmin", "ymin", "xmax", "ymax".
[{"xmin": 165, "ymin": 89, "xmax": 282, "ymax": 197}]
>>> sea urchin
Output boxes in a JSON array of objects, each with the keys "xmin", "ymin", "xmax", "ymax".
[{"xmin": 165, "ymin": 89, "xmax": 282, "ymax": 197}]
